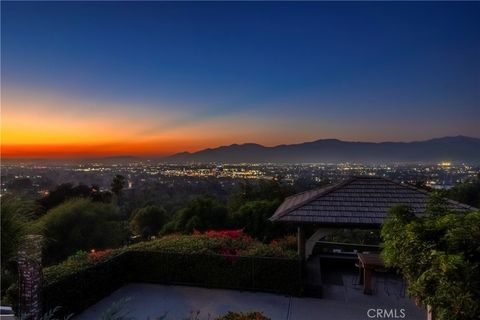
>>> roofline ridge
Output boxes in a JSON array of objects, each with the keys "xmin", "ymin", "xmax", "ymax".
[
  {"xmin": 270, "ymin": 175, "xmax": 478, "ymax": 223},
  {"xmin": 270, "ymin": 177, "xmax": 358, "ymax": 221},
  {"xmin": 381, "ymin": 177, "xmax": 478, "ymax": 211},
  {"xmin": 282, "ymin": 184, "xmax": 328, "ymax": 200},
  {"xmin": 445, "ymin": 198, "xmax": 478, "ymax": 210}
]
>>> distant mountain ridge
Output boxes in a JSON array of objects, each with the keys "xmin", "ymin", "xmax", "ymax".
[{"xmin": 166, "ymin": 136, "xmax": 480, "ymax": 164}]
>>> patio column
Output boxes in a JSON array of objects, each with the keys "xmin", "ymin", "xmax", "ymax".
[
  {"xmin": 297, "ymin": 226, "xmax": 306, "ymax": 261},
  {"xmin": 305, "ymin": 228, "xmax": 335, "ymax": 260}
]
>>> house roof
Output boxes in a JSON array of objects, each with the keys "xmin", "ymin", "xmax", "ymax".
[{"xmin": 270, "ymin": 176, "xmax": 476, "ymax": 226}]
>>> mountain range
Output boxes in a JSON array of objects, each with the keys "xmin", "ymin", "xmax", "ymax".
[{"xmin": 166, "ymin": 136, "xmax": 480, "ymax": 164}]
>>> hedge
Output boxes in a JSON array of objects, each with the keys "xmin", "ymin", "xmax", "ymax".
[
  {"xmin": 43, "ymin": 250, "xmax": 303, "ymax": 316},
  {"xmin": 126, "ymin": 233, "xmax": 297, "ymax": 258},
  {"xmin": 43, "ymin": 252, "xmax": 131, "ymax": 315}
]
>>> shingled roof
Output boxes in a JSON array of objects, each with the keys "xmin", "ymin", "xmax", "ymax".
[{"xmin": 270, "ymin": 176, "xmax": 476, "ymax": 227}]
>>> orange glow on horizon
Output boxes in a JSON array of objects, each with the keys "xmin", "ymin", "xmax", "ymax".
[
  {"xmin": 2, "ymin": 87, "xmax": 434, "ymax": 159},
  {"xmin": 1, "ymin": 89, "xmax": 314, "ymax": 159},
  {"xmin": 1, "ymin": 142, "xmax": 185, "ymax": 159},
  {"xmin": 1, "ymin": 90, "xmax": 248, "ymax": 158}
]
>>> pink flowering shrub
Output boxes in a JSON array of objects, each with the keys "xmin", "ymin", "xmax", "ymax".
[
  {"xmin": 203, "ymin": 229, "xmax": 245, "ymax": 239},
  {"xmin": 46, "ymin": 232, "xmax": 297, "ymax": 282},
  {"xmin": 126, "ymin": 231, "xmax": 295, "ymax": 258},
  {"xmin": 194, "ymin": 229, "xmax": 253, "ymax": 242},
  {"xmin": 194, "ymin": 229, "xmax": 249, "ymax": 260}
]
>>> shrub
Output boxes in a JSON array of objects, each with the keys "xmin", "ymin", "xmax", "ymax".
[
  {"xmin": 43, "ymin": 249, "xmax": 119, "ymax": 285},
  {"xmin": 163, "ymin": 195, "xmax": 229, "ymax": 234},
  {"xmin": 201, "ymin": 229, "xmax": 246, "ymax": 239},
  {"xmin": 35, "ymin": 198, "xmax": 128, "ymax": 265},
  {"xmin": 231, "ymin": 200, "xmax": 284, "ymax": 241},
  {"xmin": 36, "ymin": 183, "xmax": 112, "ymax": 216},
  {"xmin": 130, "ymin": 205, "xmax": 167, "ymax": 239},
  {"xmin": 44, "ymin": 233, "xmax": 297, "ymax": 285},
  {"xmin": 382, "ymin": 204, "xmax": 480, "ymax": 320},
  {"xmin": 43, "ymin": 252, "xmax": 132, "ymax": 316},
  {"xmin": 444, "ymin": 177, "xmax": 480, "ymax": 208},
  {"xmin": 127, "ymin": 233, "xmax": 295, "ymax": 258}
]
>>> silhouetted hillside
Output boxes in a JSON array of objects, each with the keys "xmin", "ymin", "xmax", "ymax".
[{"xmin": 166, "ymin": 136, "xmax": 480, "ymax": 164}]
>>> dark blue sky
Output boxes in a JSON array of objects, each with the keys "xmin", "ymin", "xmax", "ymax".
[{"xmin": 2, "ymin": 1, "xmax": 480, "ymax": 156}]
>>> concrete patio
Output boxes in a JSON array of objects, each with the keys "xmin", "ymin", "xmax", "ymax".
[{"xmin": 74, "ymin": 282, "xmax": 426, "ymax": 320}]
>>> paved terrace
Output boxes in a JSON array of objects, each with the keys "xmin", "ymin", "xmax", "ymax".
[{"xmin": 75, "ymin": 281, "xmax": 425, "ymax": 320}]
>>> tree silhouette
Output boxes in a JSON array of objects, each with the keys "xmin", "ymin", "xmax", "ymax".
[
  {"xmin": 35, "ymin": 198, "xmax": 127, "ymax": 265},
  {"xmin": 130, "ymin": 205, "xmax": 167, "ymax": 240},
  {"xmin": 163, "ymin": 195, "xmax": 228, "ymax": 234},
  {"xmin": 111, "ymin": 175, "xmax": 126, "ymax": 197}
]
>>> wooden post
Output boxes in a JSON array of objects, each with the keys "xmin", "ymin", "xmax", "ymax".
[
  {"xmin": 358, "ymin": 265, "xmax": 364, "ymax": 285},
  {"xmin": 363, "ymin": 267, "xmax": 373, "ymax": 295},
  {"xmin": 297, "ymin": 226, "xmax": 306, "ymax": 261}
]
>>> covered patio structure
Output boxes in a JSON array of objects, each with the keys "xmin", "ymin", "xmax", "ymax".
[
  {"xmin": 270, "ymin": 176, "xmax": 474, "ymax": 261},
  {"xmin": 269, "ymin": 176, "xmax": 475, "ymax": 296}
]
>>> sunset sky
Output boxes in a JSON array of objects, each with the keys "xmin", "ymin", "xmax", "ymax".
[{"xmin": 2, "ymin": 2, "xmax": 479, "ymax": 158}]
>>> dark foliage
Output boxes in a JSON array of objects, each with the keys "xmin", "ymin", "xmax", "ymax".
[
  {"xmin": 445, "ymin": 176, "xmax": 480, "ymax": 208},
  {"xmin": 35, "ymin": 198, "xmax": 127, "ymax": 265},
  {"xmin": 6, "ymin": 178, "xmax": 34, "ymax": 192},
  {"xmin": 111, "ymin": 174, "xmax": 126, "ymax": 196},
  {"xmin": 129, "ymin": 205, "xmax": 168, "ymax": 239},
  {"xmin": 227, "ymin": 179, "xmax": 295, "ymax": 240},
  {"xmin": 163, "ymin": 195, "xmax": 229, "ymax": 234},
  {"xmin": 231, "ymin": 200, "xmax": 286, "ymax": 241},
  {"xmin": 382, "ymin": 202, "xmax": 480, "ymax": 320},
  {"xmin": 36, "ymin": 183, "xmax": 112, "ymax": 217},
  {"xmin": 227, "ymin": 179, "xmax": 294, "ymax": 213}
]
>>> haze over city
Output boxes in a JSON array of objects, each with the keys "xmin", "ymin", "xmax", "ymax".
[{"xmin": 2, "ymin": 2, "xmax": 479, "ymax": 159}]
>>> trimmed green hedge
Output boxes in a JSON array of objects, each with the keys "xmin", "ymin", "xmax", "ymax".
[
  {"xmin": 127, "ymin": 234, "xmax": 297, "ymax": 258},
  {"xmin": 43, "ymin": 250, "xmax": 303, "ymax": 315},
  {"xmin": 43, "ymin": 252, "xmax": 131, "ymax": 314},
  {"xmin": 43, "ymin": 234, "xmax": 297, "ymax": 284},
  {"xmin": 130, "ymin": 251, "xmax": 302, "ymax": 293}
]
